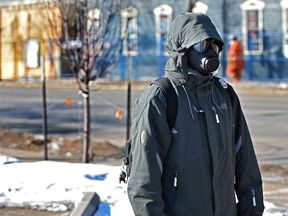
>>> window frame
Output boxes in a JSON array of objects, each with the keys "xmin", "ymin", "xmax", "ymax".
[
  {"xmin": 153, "ymin": 4, "xmax": 172, "ymax": 56},
  {"xmin": 281, "ymin": 0, "xmax": 288, "ymax": 57},
  {"xmin": 192, "ymin": 2, "xmax": 208, "ymax": 14},
  {"xmin": 240, "ymin": 0, "xmax": 265, "ymax": 55},
  {"xmin": 121, "ymin": 6, "xmax": 138, "ymax": 56},
  {"xmin": 87, "ymin": 8, "xmax": 101, "ymax": 38}
]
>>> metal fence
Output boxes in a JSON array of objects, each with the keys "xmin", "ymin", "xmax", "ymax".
[
  {"xmin": 111, "ymin": 32, "xmax": 288, "ymax": 82},
  {"xmin": 2, "ymin": 32, "xmax": 288, "ymax": 82}
]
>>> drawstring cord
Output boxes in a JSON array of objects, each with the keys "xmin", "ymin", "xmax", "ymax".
[
  {"xmin": 182, "ymin": 86, "xmax": 196, "ymax": 121},
  {"xmin": 182, "ymin": 85, "xmax": 224, "ymax": 123}
]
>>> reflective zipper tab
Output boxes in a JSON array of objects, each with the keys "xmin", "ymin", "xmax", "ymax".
[
  {"xmin": 193, "ymin": 106, "xmax": 204, "ymax": 113},
  {"xmin": 212, "ymin": 106, "xmax": 220, "ymax": 123},
  {"xmin": 215, "ymin": 114, "xmax": 220, "ymax": 123},
  {"xmin": 251, "ymin": 188, "xmax": 256, "ymax": 206},
  {"xmin": 173, "ymin": 173, "xmax": 178, "ymax": 187}
]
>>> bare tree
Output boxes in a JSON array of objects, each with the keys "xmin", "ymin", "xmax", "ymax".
[{"xmin": 55, "ymin": 0, "xmax": 122, "ymax": 163}]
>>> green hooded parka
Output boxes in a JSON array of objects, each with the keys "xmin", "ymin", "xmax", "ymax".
[{"xmin": 127, "ymin": 12, "xmax": 264, "ymax": 216}]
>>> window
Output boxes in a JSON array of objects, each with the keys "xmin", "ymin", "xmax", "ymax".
[
  {"xmin": 121, "ymin": 7, "xmax": 138, "ymax": 56},
  {"xmin": 88, "ymin": 9, "xmax": 101, "ymax": 41},
  {"xmin": 153, "ymin": 4, "xmax": 172, "ymax": 55},
  {"xmin": 281, "ymin": 0, "xmax": 288, "ymax": 57},
  {"xmin": 25, "ymin": 39, "xmax": 40, "ymax": 68},
  {"xmin": 241, "ymin": 0, "xmax": 265, "ymax": 55},
  {"xmin": 192, "ymin": 2, "xmax": 208, "ymax": 14}
]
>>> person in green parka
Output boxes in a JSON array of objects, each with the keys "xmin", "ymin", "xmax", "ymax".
[{"xmin": 127, "ymin": 12, "xmax": 264, "ymax": 216}]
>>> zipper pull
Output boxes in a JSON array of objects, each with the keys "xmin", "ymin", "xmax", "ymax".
[
  {"xmin": 251, "ymin": 188, "xmax": 256, "ymax": 206},
  {"xmin": 212, "ymin": 106, "xmax": 220, "ymax": 123},
  {"xmin": 193, "ymin": 106, "xmax": 204, "ymax": 113},
  {"xmin": 173, "ymin": 173, "xmax": 178, "ymax": 187}
]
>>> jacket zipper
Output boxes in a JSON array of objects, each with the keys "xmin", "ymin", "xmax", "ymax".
[{"xmin": 171, "ymin": 172, "xmax": 179, "ymax": 215}]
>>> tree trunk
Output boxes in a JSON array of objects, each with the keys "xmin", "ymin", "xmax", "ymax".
[
  {"xmin": 82, "ymin": 85, "xmax": 90, "ymax": 163},
  {"xmin": 186, "ymin": 0, "xmax": 197, "ymax": 12}
]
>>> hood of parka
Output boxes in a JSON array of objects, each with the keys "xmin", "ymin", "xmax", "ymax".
[{"xmin": 165, "ymin": 12, "xmax": 224, "ymax": 85}]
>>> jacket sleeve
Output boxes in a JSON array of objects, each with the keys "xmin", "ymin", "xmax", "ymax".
[
  {"xmin": 127, "ymin": 86, "xmax": 172, "ymax": 216},
  {"xmin": 231, "ymin": 89, "xmax": 265, "ymax": 215}
]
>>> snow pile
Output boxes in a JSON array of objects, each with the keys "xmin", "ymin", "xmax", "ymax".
[{"xmin": 0, "ymin": 154, "xmax": 286, "ymax": 216}]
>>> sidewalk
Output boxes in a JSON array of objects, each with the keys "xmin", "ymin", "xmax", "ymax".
[
  {"xmin": 1, "ymin": 78, "xmax": 288, "ymax": 94},
  {"xmin": 230, "ymin": 80, "xmax": 288, "ymax": 95}
]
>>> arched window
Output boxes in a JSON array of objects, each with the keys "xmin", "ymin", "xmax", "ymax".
[
  {"xmin": 240, "ymin": 0, "xmax": 265, "ymax": 55},
  {"xmin": 87, "ymin": 8, "xmax": 101, "ymax": 41},
  {"xmin": 153, "ymin": 4, "xmax": 172, "ymax": 55},
  {"xmin": 121, "ymin": 7, "xmax": 138, "ymax": 56},
  {"xmin": 280, "ymin": 0, "xmax": 288, "ymax": 57},
  {"xmin": 192, "ymin": 2, "xmax": 208, "ymax": 14}
]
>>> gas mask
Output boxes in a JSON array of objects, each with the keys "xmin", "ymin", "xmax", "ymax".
[{"xmin": 187, "ymin": 39, "xmax": 221, "ymax": 75}]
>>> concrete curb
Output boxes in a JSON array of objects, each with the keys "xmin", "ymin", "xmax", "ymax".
[{"xmin": 70, "ymin": 192, "xmax": 100, "ymax": 216}]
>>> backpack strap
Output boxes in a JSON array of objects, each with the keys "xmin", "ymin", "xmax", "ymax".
[
  {"xmin": 151, "ymin": 77, "xmax": 178, "ymax": 130},
  {"xmin": 119, "ymin": 76, "xmax": 178, "ymax": 184}
]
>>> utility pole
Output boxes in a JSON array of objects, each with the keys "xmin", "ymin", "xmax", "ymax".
[
  {"xmin": 126, "ymin": 53, "xmax": 132, "ymax": 141},
  {"xmin": 221, "ymin": 0, "xmax": 228, "ymax": 77},
  {"xmin": 41, "ymin": 56, "xmax": 48, "ymax": 160}
]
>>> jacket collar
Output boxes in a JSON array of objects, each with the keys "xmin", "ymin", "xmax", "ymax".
[{"xmin": 186, "ymin": 69, "xmax": 213, "ymax": 90}]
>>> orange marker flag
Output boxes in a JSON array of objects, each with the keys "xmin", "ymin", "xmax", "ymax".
[
  {"xmin": 115, "ymin": 108, "xmax": 123, "ymax": 119},
  {"xmin": 65, "ymin": 97, "xmax": 72, "ymax": 106}
]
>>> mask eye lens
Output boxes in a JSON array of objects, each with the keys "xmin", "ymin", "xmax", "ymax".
[
  {"xmin": 193, "ymin": 40, "xmax": 209, "ymax": 53},
  {"xmin": 192, "ymin": 39, "xmax": 220, "ymax": 54},
  {"xmin": 211, "ymin": 40, "xmax": 220, "ymax": 54},
  {"xmin": 193, "ymin": 42, "xmax": 202, "ymax": 52}
]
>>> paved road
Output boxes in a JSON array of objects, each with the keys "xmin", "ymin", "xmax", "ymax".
[
  {"xmin": 238, "ymin": 93, "xmax": 288, "ymax": 167},
  {"xmin": 0, "ymin": 86, "xmax": 138, "ymax": 146},
  {"xmin": 0, "ymin": 85, "xmax": 288, "ymax": 167}
]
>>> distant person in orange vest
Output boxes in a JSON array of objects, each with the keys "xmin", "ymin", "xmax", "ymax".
[{"xmin": 227, "ymin": 35, "xmax": 244, "ymax": 83}]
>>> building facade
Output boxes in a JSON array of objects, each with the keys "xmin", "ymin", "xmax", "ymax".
[
  {"xmin": 0, "ymin": 0, "xmax": 62, "ymax": 81},
  {"xmin": 117, "ymin": 0, "xmax": 288, "ymax": 81},
  {"xmin": 0, "ymin": 0, "xmax": 288, "ymax": 81}
]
